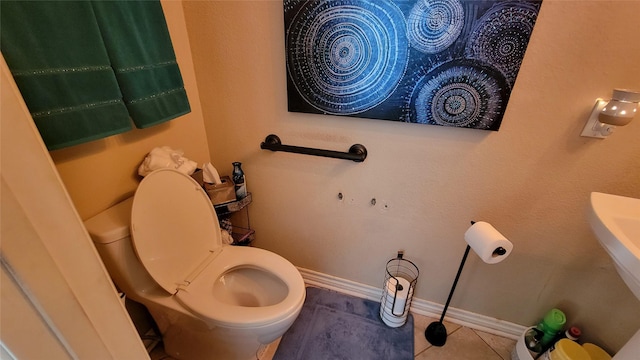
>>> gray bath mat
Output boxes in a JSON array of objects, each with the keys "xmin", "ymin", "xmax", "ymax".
[{"xmin": 273, "ymin": 287, "xmax": 414, "ymax": 360}]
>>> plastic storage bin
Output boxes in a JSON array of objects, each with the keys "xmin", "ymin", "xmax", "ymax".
[
  {"xmin": 582, "ymin": 343, "xmax": 611, "ymax": 360},
  {"xmin": 539, "ymin": 339, "xmax": 589, "ymax": 360},
  {"xmin": 512, "ymin": 327, "xmax": 536, "ymax": 360}
]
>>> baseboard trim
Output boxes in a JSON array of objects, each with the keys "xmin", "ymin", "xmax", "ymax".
[{"xmin": 298, "ymin": 267, "xmax": 526, "ymax": 340}]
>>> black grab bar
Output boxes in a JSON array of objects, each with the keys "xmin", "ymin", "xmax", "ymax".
[{"xmin": 260, "ymin": 134, "xmax": 367, "ymax": 163}]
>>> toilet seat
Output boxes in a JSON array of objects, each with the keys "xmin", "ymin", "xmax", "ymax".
[
  {"xmin": 131, "ymin": 168, "xmax": 222, "ymax": 294},
  {"xmin": 175, "ymin": 245, "xmax": 305, "ymax": 328}
]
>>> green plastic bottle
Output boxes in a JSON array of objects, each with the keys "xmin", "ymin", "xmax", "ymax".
[{"xmin": 537, "ymin": 308, "xmax": 567, "ymax": 347}]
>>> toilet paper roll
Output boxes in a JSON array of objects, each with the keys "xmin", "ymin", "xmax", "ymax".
[
  {"xmin": 384, "ymin": 277, "xmax": 411, "ymax": 315},
  {"xmin": 380, "ymin": 309, "xmax": 407, "ymax": 328},
  {"xmin": 464, "ymin": 221, "xmax": 513, "ymax": 264}
]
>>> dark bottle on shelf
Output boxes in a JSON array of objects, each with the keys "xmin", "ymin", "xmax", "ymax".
[{"xmin": 232, "ymin": 162, "xmax": 247, "ymax": 200}]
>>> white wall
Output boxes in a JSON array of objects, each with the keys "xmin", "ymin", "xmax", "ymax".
[{"xmin": 183, "ymin": 0, "xmax": 640, "ymax": 353}]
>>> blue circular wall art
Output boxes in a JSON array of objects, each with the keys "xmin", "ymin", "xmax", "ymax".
[
  {"xmin": 407, "ymin": 0, "xmax": 465, "ymax": 54},
  {"xmin": 284, "ymin": 0, "xmax": 542, "ymax": 131},
  {"xmin": 286, "ymin": 0, "xmax": 408, "ymax": 115},
  {"xmin": 408, "ymin": 60, "xmax": 509, "ymax": 129},
  {"xmin": 465, "ymin": 2, "xmax": 540, "ymax": 86}
]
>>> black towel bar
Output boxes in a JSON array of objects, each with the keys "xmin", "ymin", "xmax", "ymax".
[{"xmin": 260, "ymin": 134, "xmax": 367, "ymax": 163}]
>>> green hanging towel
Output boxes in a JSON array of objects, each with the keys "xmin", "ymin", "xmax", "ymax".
[
  {"xmin": 0, "ymin": 0, "xmax": 190, "ymax": 150},
  {"xmin": 92, "ymin": 1, "xmax": 190, "ymax": 129},
  {"xmin": 1, "ymin": 1, "xmax": 132, "ymax": 150}
]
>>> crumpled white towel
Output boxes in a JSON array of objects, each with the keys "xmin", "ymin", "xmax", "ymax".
[
  {"xmin": 221, "ymin": 230, "xmax": 234, "ymax": 245},
  {"xmin": 138, "ymin": 146, "xmax": 197, "ymax": 177}
]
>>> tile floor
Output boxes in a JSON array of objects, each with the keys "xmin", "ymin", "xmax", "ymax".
[
  {"xmin": 412, "ymin": 313, "xmax": 516, "ymax": 360},
  {"xmin": 150, "ymin": 311, "xmax": 517, "ymax": 360}
]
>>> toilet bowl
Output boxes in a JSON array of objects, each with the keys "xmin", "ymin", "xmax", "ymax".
[{"xmin": 84, "ymin": 168, "xmax": 305, "ymax": 360}]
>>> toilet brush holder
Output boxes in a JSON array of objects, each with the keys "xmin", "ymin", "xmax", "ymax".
[{"xmin": 379, "ymin": 252, "xmax": 419, "ymax": 328}]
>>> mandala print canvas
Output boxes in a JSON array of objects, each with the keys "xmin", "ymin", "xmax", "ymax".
[{"xmin": 284, "ymin": 0, "xmax": 542, "ymax": 130}]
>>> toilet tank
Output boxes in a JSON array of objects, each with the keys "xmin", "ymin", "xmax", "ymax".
[{"xmin": 84, "ymin": 197, "xmax": 159, "ymax": 300}]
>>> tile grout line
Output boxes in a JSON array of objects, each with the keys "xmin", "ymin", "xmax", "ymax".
[
  {"xmin": 414, "ymin": 346, "xmax": 430, "ymax": 357},
  {"xmin": 414, "ymin": 326, "xmax": 465, "ymax": 358},
  {"xmin": 471, "ymin": 328, "xmax": 509, "ymax": 360}
]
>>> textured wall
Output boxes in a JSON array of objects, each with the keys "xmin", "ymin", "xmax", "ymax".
[{"xmin": 183, "ymin": 0, "xmax": 640, "ymax": 352}]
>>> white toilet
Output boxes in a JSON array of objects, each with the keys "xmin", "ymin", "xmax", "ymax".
[{"xmin": 84, "ymin": 168, "xmax": 306, "ymax": 360}]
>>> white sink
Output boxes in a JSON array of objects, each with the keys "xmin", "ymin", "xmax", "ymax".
[
  {"xmin": 588, "ymin": 192, "xmax": 640, "ymax": 360},
  {"xmin": 589, "ymin": 192, "xmax": 640, "ymax": 299}
]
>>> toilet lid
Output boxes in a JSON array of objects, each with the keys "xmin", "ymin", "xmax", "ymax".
[{"xmin": 131, "ymin": 168, "xmax": 222, "ymax": 294}]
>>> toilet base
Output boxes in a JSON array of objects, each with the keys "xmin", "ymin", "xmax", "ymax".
[
  {"xmin": 256, "ymin": 337, "xmax": 283, "ymax": 360},
  {"xmin": 163, "ymin": 322, "xmax": 262, "ymax": 360},
  {"xmin": 145, "ymin": 303, "xmax": 262, "ymax": 360},
  {"xmin": 144, "ymin": 300, "xmax": 302, "ymax": 360}
]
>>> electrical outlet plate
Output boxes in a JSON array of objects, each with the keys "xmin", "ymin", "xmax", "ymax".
[{"xmin": 581, "ymin": 99, "xmax": 614, "ymax": 139}]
